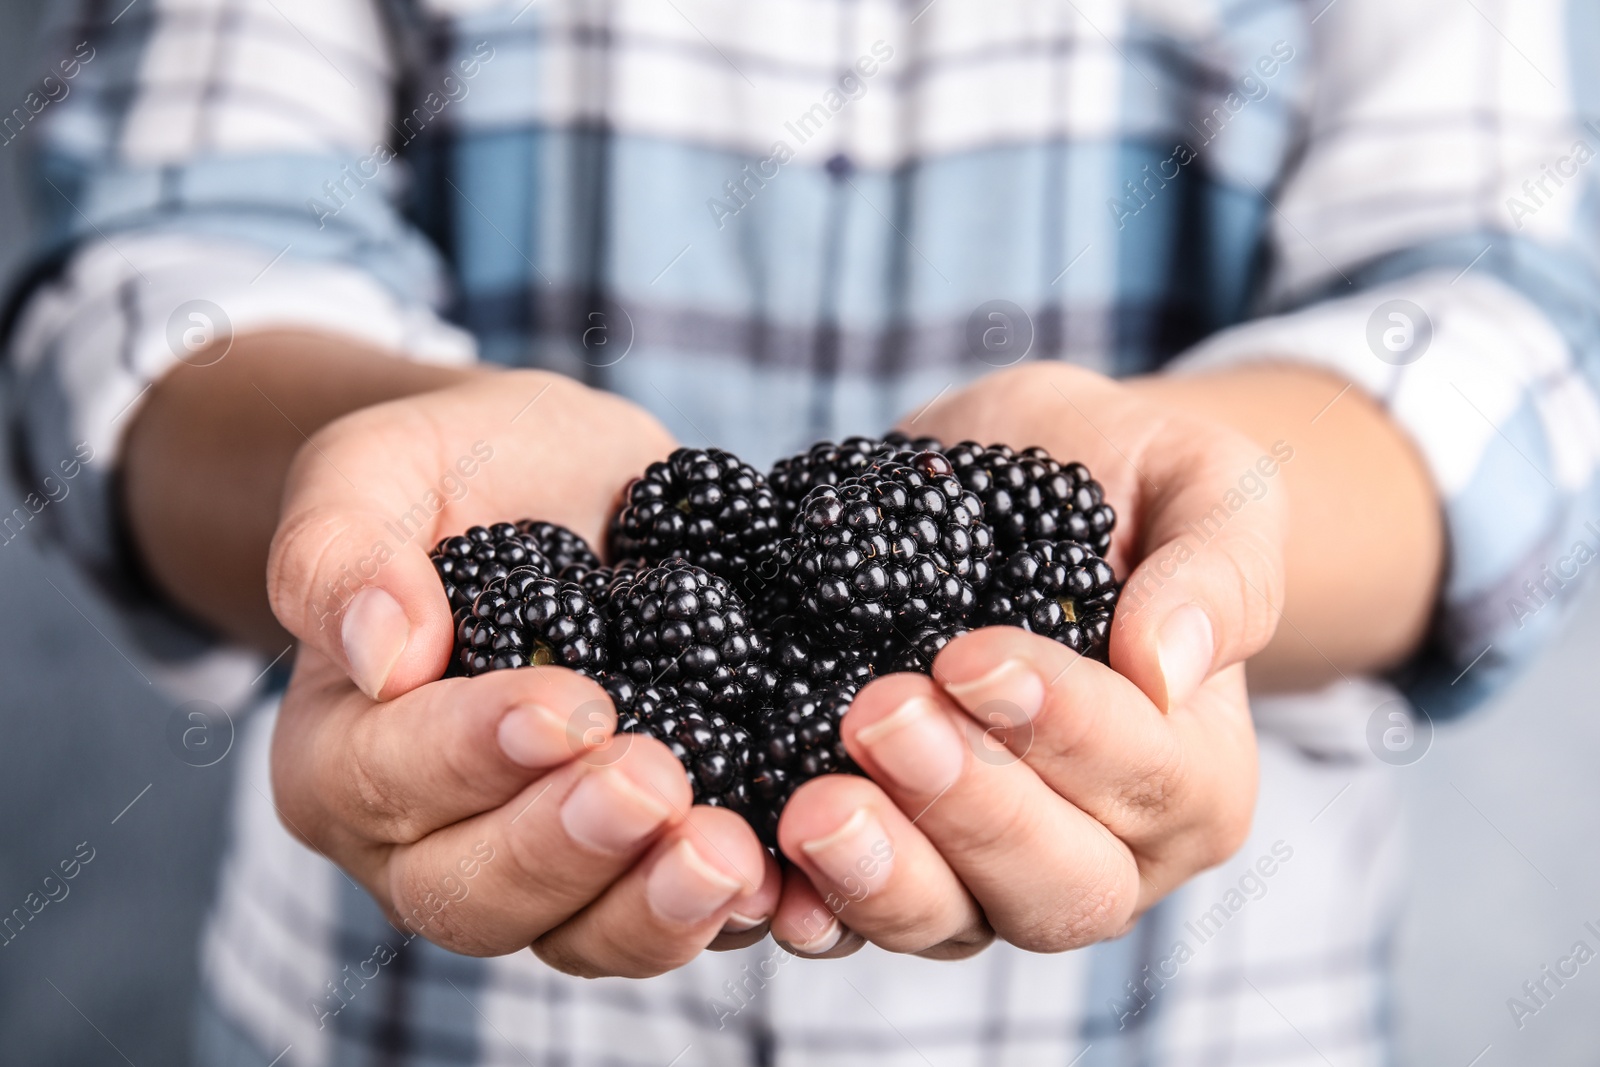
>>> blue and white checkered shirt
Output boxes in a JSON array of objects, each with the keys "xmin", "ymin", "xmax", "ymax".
[{"xmin": 6, "ymin": 0, "xmax": 1600, "ymax": 1063}]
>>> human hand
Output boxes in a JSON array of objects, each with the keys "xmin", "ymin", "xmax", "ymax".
[
  {"xmin": 266, "ymin": 370, "xmax": 780, "ymax": 975},
  {"xmin": 763, "ymin": 363, "xmax": 1283, "ymax": 957}
]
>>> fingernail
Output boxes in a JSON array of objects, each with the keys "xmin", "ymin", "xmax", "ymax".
[
  {"xmin": 561, "ymin": 769, "xmax": 672, "ymax": 854},
  {"xmin": 943, "ymin": 659, "xmax": 1046, "ymax": 723},
  {"xmin": 855, "ymin": 697, "xmax": 965, "ymax": 794},
  {"xmin": 723, "ymin": 911, "xmax": 766, "ymax": 933},
  {"xmin": 800, "ymin": 809, "xmax": 894, "ymax": 896},
  {"xmin": 1157, "ymin": 604, "xmax": 1214, "ymax": 711},
  {"xmin": 342, "ymin": 587, "xmax": 410, "ymax": 699},
  {"xmin": 497, "ymin": 705, "xmax": 584, "ymax": 769},
  {"xmin": 787, "ymin": 912, "xmax": 843, "ymax": 955},
  {"xmin": 646, "ymin": 840, "xmax": 743, "ymax": 925}
]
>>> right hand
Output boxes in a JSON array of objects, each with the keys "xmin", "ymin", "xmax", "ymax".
[{"xmin": 266, "ymin": 370, "xmax": 780, "ymax": 975}]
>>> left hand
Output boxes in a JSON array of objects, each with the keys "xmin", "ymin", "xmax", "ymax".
[{"xmin": 761, "ymin": 362, "xmax": 1285, "ymax": 958}]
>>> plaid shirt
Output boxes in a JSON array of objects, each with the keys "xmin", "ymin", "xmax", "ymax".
[{"xmin": 5, "ymin": 0, "xmax": 1600, "ymax": 1063}]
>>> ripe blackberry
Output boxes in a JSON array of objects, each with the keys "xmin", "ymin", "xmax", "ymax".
[
  {"xmin": 456, "ymin": 567, "xmax": 608, "ymax": 676},
  {"xmin": 980, "ymin": 539, "xmax": 1119, "ymax": 660},
  {"xmin": 515, "ymin": 520, "xmax": 601, "ymax": 575},
  {"xmin": 769, "ymin": 436, "xmax": 892, "ymax": 526},
  {"xmin": 874, "ymin": 622, "xmax": 969, "ymax": 675},
  {"xmin": 599, "ymin": 673, "xmax": 751, "ymax": 811},
  {"xmin": 947, "ymin": 441, "xmax": 1116, "ymax": 555},
  {"xmin": 430, "ymin": 523, "xmax": 552, "ymax": 619},
  {"xmin": 609, "ymin": 448, "xmax": 782, "ymax": 581},
  {"xmin": 746, "ymin": 685, "xmax": 861, "ymax": 847},
  {"xmin": 609, "ymin": 560, "xmax": 769, "ymax": 715},
  {"xmin": 883, "ymin": 428, "xmax": 940, "ymax": 454},
  {"xmin": 766, "ymin": 616, "xmax": 876, "ymax": 701},
  {"xmin": 784, "ymin": 451, "xmax": 993, "ymax": 639}
]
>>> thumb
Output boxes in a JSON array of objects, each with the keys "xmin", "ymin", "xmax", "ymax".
[
  {"xmin": 1109, "ymin": 451, "xmax": 1287, "ymax": 713},
  {"xmin": 268, "ymin": 499, "xmax": 454, "ymax": 700}
]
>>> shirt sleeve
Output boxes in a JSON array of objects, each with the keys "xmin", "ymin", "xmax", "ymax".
[
  {"xmin": 1171, "ymin": 0, "xmax": 1600, "ymax": 718},
  {"xmin": 2, "ymin": 0, "xmax": 475, "ymax": 673}
]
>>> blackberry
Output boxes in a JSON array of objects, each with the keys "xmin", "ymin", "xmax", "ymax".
[
  {"xmin": 881, "ymin": 430, "xmax": 944, "ymax": 453},
  {"xmin": 980, "ymin": 539, "xmax": 1119, "ymax": 660},
  {"xmin": 769, "ymin": 436, "xmax": 893, "ymax": 526},
  {"xmin": 430, "ymin": 523, "xmax": 552, "ymax": 619},
  {"xmin": 784, "ymin": 451, "xmax": 993, "ymax": 639},
  {"xmin": 746, "ymin": 685, "xmax": 862, "ymax": 846},
  {"xmin": 609, "ymin": 560, "xmax": 769, "ymax": 715},
  {"xmin": 766, "ymin": 616, "xmax": 876, "ymax": 701},
  {"xmin": 515, "ymin": 520, "xmax": 601, "ymax": 575},
  {"xmin": 456, "ymin": 567, "xmax": 608, "ymax": 676},
  {"xmin": 947, "ymin": 442, "xmax": 1116, "ymax": 556},
  {"xmin": 874, "ymin": 622, "xmax": 969, "ymax": 676},
  {"xmin": 600, "ymin": 673, "xmax": 751, "ymax": 811},
  {"xmin": 609, "ymin": 448, "xmax": 782, "ymax": 581}
]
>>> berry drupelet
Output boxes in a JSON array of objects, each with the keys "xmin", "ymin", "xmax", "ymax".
[
  {"xmin": 746, "ymin": 685, "xmax": 861, "ymax": 846},
  {"xmin": 980, "ymin": 538, "xmax": 1119, "ymax": 660},
  {"xmin": 609, "ymin": 559, "xmax": 769, "ymax": 715},
  {"xmin": 515, "ymin": 519, "xmax": 602, "ymax": 575},
  {"xmin": 769, "ymin": 436, "xmax": 893, "ymax": 526},
  {"xmin": 765, "ymin": 616, "xmax": 877, "ymax": 701},
  {"xmin": 873, "ymin": 622, "xmax": 970, "ymax": 675},
  {"xmin": 609, "ymin": 447, "xmax": 782, "ymax": 581},
  {"xmin": 599, "ymin": 673, "xmax": 751, "ymax": 811},
  {"xmin": 947, "ymin": 441, "xmax": 1116, "ymax": 556},
  {"xmin": 456, "ymin": 567, "xmax": 608, "ymax": 676},
  {"xmin": 784, "ymin": 450, "xmax": 993, "ymax": 640},
  {"xmin": 430, "ymin": 522, "xmax": 552, "ymax": 619}
]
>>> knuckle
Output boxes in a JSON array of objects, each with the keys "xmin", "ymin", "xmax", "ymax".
[
  {"xmin": 1226, "ymin": 526, "xmax": 1286, "ymax": 654},
  {"xmin": 266, "ymin": 506, "xmax": 348, "ymax": 633},
  {"xmin": 1021, "ymin": 859, "xmax": 1137, "ymax": 952},
  {"xmin": 344, "ymin": 718, "xmax": 418, "ymax": 842}
]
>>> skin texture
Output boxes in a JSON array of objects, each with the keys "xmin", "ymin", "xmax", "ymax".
[{"xmin": 123, "ymin": 335, "xmax": 1442, "ymax": 970}]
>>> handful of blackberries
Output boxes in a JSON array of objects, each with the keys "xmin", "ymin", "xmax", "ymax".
[{"xmin": 428, "ymin": 433, "xmax": 1119, "ymax": 844}]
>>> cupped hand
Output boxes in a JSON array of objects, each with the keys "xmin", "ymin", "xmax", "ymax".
[
  {"xmin": 266, "ymin": 370, "xmax": 779, "ymax": 975},
  {"xmin": 767, "ymin": 362, "xmax": 1283, "ymax": 958}
]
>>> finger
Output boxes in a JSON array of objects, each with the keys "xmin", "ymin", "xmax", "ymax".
[
  {"xmin": 1111, "ymin": 418, "xmax": 1288, "ymax": 710},
  {"xmin": 380, "ymin": 733, "xmax": 693, "ymax": 957},
  {"xmin": 267, "ymin": 431, "xmax": 458, "ymax": 699},
  {"xmin": 934, "ymin": 628, "xmax": 1257, "ymax": 894},
  {"xmin": 532, "ymin": 807, "xmax": 771, "ymax": 979},
  {"xmin": 272, "ymin": 648, "xmax": 618, "ymax": 849},
  {"xmin": 709, "ymin": 848, "xmax": 785, "ymax": 951},
  {"xmin": 843, "ymin": 672, "xmax": 1141, "ymax": 951},
  {"xmin": 769, "ymin": 868, "xmax": 866, "ymax": 959},
  {"xmin": 777, "ymin": 775, "xmax": 991, "ymax": 959}
]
